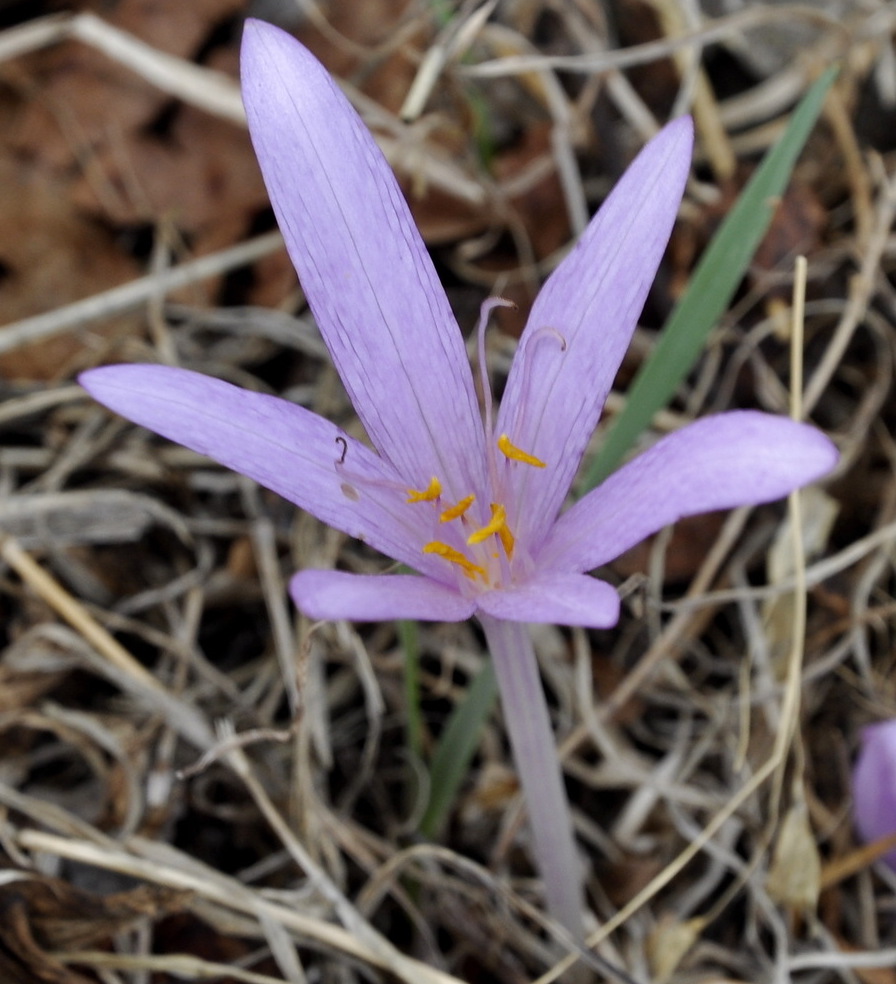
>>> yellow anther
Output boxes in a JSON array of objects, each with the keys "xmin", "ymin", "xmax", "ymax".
[
  {"xmin": 423, "ymin": 541, "xmax": 486, "ymax": 580},
  {"xmin": 467, "ymin": 502, "xmax": 514, "ymax": 561},
  {"xmin": 406, "ymin": 476, "xmax": 442, "ymax": 503},
  {"xmin": 467, "ymin": 502, "xmax": 507, "ymax": 545},
  {"xmin": 497, "ymin": 520, "xmax": 515, "ymax": 559},
  {"xmin": 440, "ymin": 494, "xmax": 475, "ymax": 523},
  {"xmin": 498, "ymin": 433, "xmax": 546, "ymax": 468}
]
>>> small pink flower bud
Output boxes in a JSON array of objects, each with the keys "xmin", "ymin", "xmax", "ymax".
[{"xmin": 853, "ymin": 719, "xmax": 896, "ymax": 869}]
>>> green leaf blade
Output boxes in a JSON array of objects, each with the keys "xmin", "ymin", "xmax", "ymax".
[
  {"xmin": 419, "ymin": 660, "xmax": 498, "ymax": 839},
  {"xmin": 581, "ymin": 66, "xmax": 838, "ymax": 492}
]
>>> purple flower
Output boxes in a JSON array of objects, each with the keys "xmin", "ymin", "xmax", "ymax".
[
  {"xmin": 853, "ymin": 719, "xmax": 896, "ymax": 870},
  {"xmin": 80, "ymin": 20, "xmax": 839, "ymax": 937},
  {"xmin": 80, "ymin": 21, "xmax": 836, "ymax": 632}
]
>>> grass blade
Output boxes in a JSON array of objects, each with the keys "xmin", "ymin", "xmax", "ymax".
[
  {"xmin": 580, "ymin": 66, "xmax": 838, "ymax": 492},
  {"xmin": 419, "ymin": 659, "xmax": 498, "ymax": 839}
]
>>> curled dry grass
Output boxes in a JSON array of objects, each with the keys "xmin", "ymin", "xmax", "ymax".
[{"xmin": 1, "ymin": 1, "xmax": 896, "ymax": 981}]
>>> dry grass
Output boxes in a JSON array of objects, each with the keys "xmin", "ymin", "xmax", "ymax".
[{"xmin": 1, "ymin": 1, "xmax": 895, "ymax": 982}]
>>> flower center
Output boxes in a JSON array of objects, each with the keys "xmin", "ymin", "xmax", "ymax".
[
  {"xmin": 408, "ymin": 434, "xmax": 545, "ymax": 589},
  {"xmin": 334, "ymin": 297, "xmax": 564, "ymax": 591}
]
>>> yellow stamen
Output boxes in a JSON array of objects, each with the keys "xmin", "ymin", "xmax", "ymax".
[
  {"xmin": 497, "ymin": 520, "xmax": 515, "ymax": 559},
  {"xmin": 423, "ymin": 541, "xmax": 485, "ymax": 580},
  {"xmin": 440, "ymin": 494, "xmax": 475, "ymax": 523},
  {"xmin": 467, "ymin": 502, "xmax": 507, "ymax": 545},
  {"xmin": 406, "ymin": 477, "xmax": 442, "ymax": 503},
  {"xmin": 467, "ymin": 502, "xmax": 514, "ymax": 559},
  {"xmin": 498, "ymin": 433, "xmax": 546, "ymax": 468}
]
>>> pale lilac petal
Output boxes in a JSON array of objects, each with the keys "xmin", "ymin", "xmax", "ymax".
[
  {"xmin": 539, "ymin": 411, "xmax": 838, "ymax": 573},
  {"xmin": 291, "ymin": 570, "xmax": 475, "ymax": 621},
  {"xmin": 853, "ymin": 720, "xmax": 896, "ymax": 869},
  {"xmin": 240, "ymin": 20, "xmax": 485, "ymax": 498},
  {"xmin": 496, "ymin": 118, "xmax": 693, "ymax": 546},
  {"xmin": 80, "ymin": 364, "xmax": 445, "ymax": 578},
  {"xmin": 477, "ymin": 572, "xmax": 619, "ymax": 627}
]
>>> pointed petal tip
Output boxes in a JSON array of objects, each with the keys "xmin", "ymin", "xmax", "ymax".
[
  {"xmin": 240, "ymin": 18, "xmax": 329, "ymax": 110},
  {"xmin": 241, "ymin": 16, "xmax": 292, "ymax": 58},
  {"xmin": 540, "ymin": 412, "xmax": 838, "ymax": 575},
  {"xmin": 666, "ymin": 114, "xmax": 695, "ymax": 144},
  {"xmin": 79, "ymin": 363, "xmax": 153, "ymax": 408},
  {"xmin": 802, "ymin": 426, "xmax": 840, "ymax": 478},
  {"xmin": 78, "ymin": 365, "xmax": 101, "ymax": 392},
  {"xmin": 238, "ymin": 12, "xmax": 486, "ymax": 493},
  {"xmin": 78, "ymin": 363, "xmax": 110, "ymax": 388},
  {"xmin": 240, "ymin": 17, "xmax": 274, "ymax": 71},
  {"xmin": 494, "ymin": 113, "xmax": 695, "ymax": 540},
  {"xmin": 648, "ymin": 114, "xmax": 694, "ymax": 183},
  {"xmin": 767, "ymin": 416, "xmax": 839, "ymax": 486}
]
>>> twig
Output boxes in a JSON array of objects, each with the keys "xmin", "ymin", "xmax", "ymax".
[
  {"xmin": 0, "ymin": 12, "xmax": 245, "ymax": 122},
  {"xmin": 0, "ymin": 233, "xmax": 284, "ymax": 356},
  {"xmin": 0, "ymin": 533, "xmax": 213, "ymax": 749},
  {"xmin": 15, "ymin": 829, "xmax": 468, "ymax": 984}
]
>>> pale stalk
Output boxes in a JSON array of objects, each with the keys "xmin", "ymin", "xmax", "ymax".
[{"xmin": 479, "ymin": 614, "xmax": 585, "ymax": 938}]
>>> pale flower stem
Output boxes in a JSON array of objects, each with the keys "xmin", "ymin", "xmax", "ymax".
[{"xmin": 479, "ymin": 614, "xmax": 585, "ymax": 938}]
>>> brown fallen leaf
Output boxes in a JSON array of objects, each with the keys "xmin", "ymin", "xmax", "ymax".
[
  {"xmin": 0, "ymin": 666, "xmax": 69, "ymax": 715},
  {"xmin": 752, "ymin": 177, "xmax": 827, "ymax": 284},
  {"xmin": 0, "ymin": 154, "xmax": 142, "ymax": 380},
  {"xmin": 66, "ymin": 46, "xmax": 268, "ymax": 256},
  {"xmin": 612, "ymin": 511, "xmax": 727, "ymax": 583},
  {"xmin": 646, "ymin": 912, "xmax": 707, "ymax": 983},
  {"xmin": 0, "ymin": 872, "xmax": 190, "ymax": 983},
  {"xmin": 766, "ymin": 799, "xmax": 822, "ymax": 917},
  {"xmin": 1, "ymin": 1, "xmax": 276, "ymax": 377},
  {"xmin": 7, "ymin": 0, "xmax": 248, "ymax": 170}
]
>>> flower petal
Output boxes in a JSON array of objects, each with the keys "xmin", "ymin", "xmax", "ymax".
[
  {"xmin": 477, "ymin": 573, "xmax": 619, "ymax": 627},
  {"xmin": 291, "ymin": 570, "xmax": 476, "ymax": 621},
  {"xmin": 496, "ymin": 117, "xmax": 693, "ymax": 546},
  {"xmin": 538, "ymin": 411, "xmax": 838, "ymax": 573},
  {"xmin": 240, "ymin": 20, "xmax": 485, "ymax": 497},
  {"xmin": 852, "ymin": 719, "xmax": 896, "ymax": 870},
  {"xmin": 80, "ymin": 364, "xmax": 446, "ymax": 577}
]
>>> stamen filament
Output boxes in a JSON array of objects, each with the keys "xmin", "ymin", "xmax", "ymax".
[
  {"xmin": 498, "ymin": 434, "xmax": 546, "ymax": 468},
  {"xmin": 423, "ymin": 541, "xmax": 486, "ymax": 580},
  {"xmin": 503, "ymin": 326, "xmax": 566, "ymax": 464},
  {"xmin": 406, "ymin": 477, "xmax": 442, "ymax": 503},
  {"xmin": 440, "ymin": 494, "xmax": 475, "ymax": 522},
  {"xmin": 477, "ymin": 297, "xmax": 517, "ymax": 492}
]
